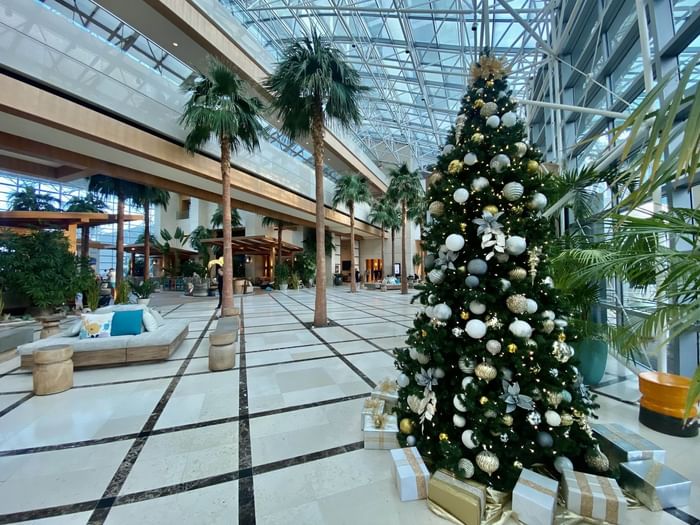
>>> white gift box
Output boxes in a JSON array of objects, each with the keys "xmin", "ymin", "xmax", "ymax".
[
  {"xmin": 390, "ymin": 447, "xmax": 430, "ymax": 501},
  {"xmin": 362, "ymin": 414, "xmax": 399, "ymax": 450},
  {"xmin": 360, "ymin": 398, "xmax": 385, "ymax": 427},
  {"xmin": 562, "ymin": 470, "xmax": 627, "ymax": 524},
  {"xmin": 512, "ymin": 468, "xmax": 559, "ymax": 525},
  {"xmin": 371, "ymin": 378, "xmax": 399, "ymax": 408}
]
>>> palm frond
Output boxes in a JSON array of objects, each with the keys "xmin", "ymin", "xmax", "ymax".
[{"xmin": 331, "ymin": 174, "xmax": 372, "ymax": 210}]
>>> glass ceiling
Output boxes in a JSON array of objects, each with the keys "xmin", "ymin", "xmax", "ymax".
[{"xmin": 221, "ymin": 0, "xmax": 553, "ymax": 169}]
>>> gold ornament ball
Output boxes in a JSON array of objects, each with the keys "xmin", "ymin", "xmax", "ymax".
[
  {"xmin": 460, "ymin": 311, "xmax": 470, "ymax": 320},
  {"xmin": 428, "ymin": 172, "xmax": 443, "ymax": 185},
  {"xmin": 507, "ymin": 343, "xmax": 518, "ymax": 353},
  {"xmin": 448, "ymin": 160, "xmax": 464, "ymax": 174},
  {"xmin": 439, "ymin": 432, "xmax": 449, "ymax": 442},
  {"xmin": 421, "ymin": 329, "xmax": 427, "ymax": 337},
  {"xmin": 513, "ymin": 460, "xmax": 523, "ymax": 469},
  {"xmin": 509, "ymin": 267, "xmax": 527, "ymax": 281},
  {"xmin": 476, "ymin": 450, "xmax": 500, "ymax": 475},
  {"xmin": 558, "ymin": 332, "xmax": 567, "ymax": 342},
  {"xmin": 471, "ymin": 132, "xmax": 485, "ymax": 144},
  {"xmin": 560, "ymin": 413, "xmax": 574, "ymax": 426},
  {"xmin": 475, "ymin": 362, "xmax": 498, "ymax": 382},
  {"xmin": 502, "ymin": 414, "xmax": 513, "ymax": 426},
  {"xmin": 527, "ymin": 160, "xmax": 540, "ymax": 173},
  {"xmin": 399, "ymin": 418, "xmax": 415, "ymax": 434},
  {"xmin": 460, "ymin": 222, "xmax": 468, "ymax": 232},
  {"xmin": 483, "ymin": 205, "xmax": 499, "ymax": 215},
  {"xmin": 585, "ymin": 450, "xmax": 610, "ymax": 472},
  {"xmin": 480, "ymin": 396, "xmax": 489, "ymax": 405},
  {"xmin": 457, "ymin": 265, "xmax": 467, "ymax": 273},
  {"xmin": 486, "ymin": 80, "xmax": 495, "ymax": 87},
  {"xmin": 512, "ymin": 205, "xmax": 524, "ymax": 214},
  {"xmin": 474, "ymin": 99, "xmax": 485, "ymax": 108}
]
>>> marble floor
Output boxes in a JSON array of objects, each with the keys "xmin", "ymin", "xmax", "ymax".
[{"xmin": 0, "ymin": 289, "xmax": 698, "ymax": 525}]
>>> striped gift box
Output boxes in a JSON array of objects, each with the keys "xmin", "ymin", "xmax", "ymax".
[
  {"xmin": 390, "ymin": 447, "xmax": 430, "ymax": 501},
  {"xmin": 362, "ymin": 414, "xmax": 399, "ymax": 450},
  {"xmin": 562, "ymin": 470, "xmax": 627, "ymax": 524},
  {"xmin": 592, "ymin": 423, "xmax": 665, "ymax": 468}
]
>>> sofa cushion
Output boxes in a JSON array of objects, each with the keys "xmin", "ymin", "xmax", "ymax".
[
  {"xmin": 79, "ymin": 313, "xmax": 114, "ymax": 339},
  {"xmin": 150, "ymin": 308, "xmax": 165, "ymax": 326},
  {"xmin": 142, "ymin": 309, "xmax": 158, "ymax": 332},
  {"xmin": 111, "ymin": 310, "xmax": 143, "ymax": 336},
  {"xmin": 62, "ymin": 318, "xmax": 82, "ymax": 337}
]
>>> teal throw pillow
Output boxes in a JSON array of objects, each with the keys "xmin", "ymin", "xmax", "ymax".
[{"xmin": 111, "ymin": 309, "xmax": 144, "ymax": 336}]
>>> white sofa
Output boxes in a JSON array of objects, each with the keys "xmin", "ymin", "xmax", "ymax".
[{"xmin": 18, "ymin": 305, "xmax": 189, "ymax": 368}]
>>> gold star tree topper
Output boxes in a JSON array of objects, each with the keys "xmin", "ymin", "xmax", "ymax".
[{"xmin": 470, "ymin": 54, "xmax": 511, "ymax": 83}]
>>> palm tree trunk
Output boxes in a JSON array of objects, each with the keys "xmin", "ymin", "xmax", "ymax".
[
  {"xmin": 380, "ymin": 228, "xmax": 385, "ymax": 279},
  {"xmin": 143, "ymin": 201, "xmax": 150, "ymax": 279},
  {"xmin": 401, "ymin": 201, "xmax": 408, "ymax": 295},
  {"xmin": 80, "ymin": 226, "xmax": 90, "ymax": 260},
  {"xmin": 311, "ymin": 100, "xmax": 327, "ymax": 326},
  {"xmin": 220, "ymin": 136, "xmax": 234, "ymax": 315},
  {"xmin": 391, "ymin": 228, "xmax": 396, "ymax": 275},
  {"xmin": 349, "ymin": 202, "xmax": 356, "ymax": 293},
  {"xmin": 116, "ymin": 194, "xmax": 125, "ymax": 288},
  {"xmin": 277, "ymin": 224, "xmax": 283, "ymax": 269}
]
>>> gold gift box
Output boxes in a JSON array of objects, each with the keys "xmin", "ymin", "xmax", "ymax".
[{"xmin": 428, "ymin": 469, "xmax": 486, "ymax": 525}]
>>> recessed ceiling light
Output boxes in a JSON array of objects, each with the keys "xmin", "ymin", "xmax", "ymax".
[{"xmin": 172, "ymin": 42, "xmax": 179, "ymax": 47}]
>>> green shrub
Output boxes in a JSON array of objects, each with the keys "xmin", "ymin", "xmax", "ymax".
[
  {"xmin": 130, "ymin": 279, "xmax": 158, "ymax": 299},
  {"xmin": 85, "ymin": 278, "xmax": 100, "ymax": 311}
]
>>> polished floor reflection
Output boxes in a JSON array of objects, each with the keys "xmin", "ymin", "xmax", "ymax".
[{"xmin": 0, "ymin": 289, "xmax": 698, "ymax": 524}]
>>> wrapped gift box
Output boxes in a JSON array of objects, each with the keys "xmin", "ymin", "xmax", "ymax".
[
  {"xmin": 592, "ymin": 423, "xmax": 665, "ymax": 468},
  {"xmin": 362, "ymin": 413, "xmax": 399, "ymax": 450},
  {"xmin": 360, "ymin": 397, "xmax": 385, "ymax": 427},
  {"xmin": 371, "ymin": 378, "xmax": 399, "ymax": 408},
  {"xmin": 428, "ymin": 469, "xmax": 486, "ymax": 525},
  {"xmin": 620, "ymin": 459, "xmax": 692, "ymax": 511},
  {"xmin": 562, "ymin": 470, "xmax": 627, "ymax": 524},
  {"xmin": 390, "ymin": 447, "xmax": 430, "ymax": 501},
  {"xmin": 512, "ymin": 468, "xmax": 558, "ymax": 525}
]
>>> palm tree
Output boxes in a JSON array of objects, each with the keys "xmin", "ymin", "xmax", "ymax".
[
  {"xmin": 408, "ymin": 198, "xmax": 427, "ymax": 279},
  {"xmin": 368, "ymin": 197, "xmax": 398, "ymax": 279},
  {"xmin": 211, "ymin": 205, "xmax": 242, "ymax": 230},
  {"xmin": 265, "ymin": 30, "xmax": 369, "ymax": 325},
  {"xmin": 188, "ymin": 225, "xmax": 213, "ymax": 267},
  {"xmin": 64, "ymin": 193, "xmax": 107, "ymax": 259},
  {"xmin": 262, "ymin": 216, "xmax": 293, "ymax": 269},
  {"xmin": 8, "ymin": 185, "xmax": 58, "ymax": 211},
  {"xmin": 133, "ymin": 186, "xmax": 170, "ymax": 278},
  {"xmin": 332, "ymin": 174, "xmax": 373, "ymax": 292},
  {"xmin": 89, "ymin": 175, "xmax": 141, "ymax": 288},
  {"xmin": 180, "ymin": 60, "xmax": 263, "ymax": 316},
  {"xmin": 387, "ymin": 164, "xmax": 424, "ymax": 294}
]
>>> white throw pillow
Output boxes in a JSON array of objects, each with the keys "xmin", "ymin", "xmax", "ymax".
[
  {"xmin": 142, "ymin": 309, "xmax": 158, "ymax": 332},
  {"xmin": 79, "ymin": 313, "xmax": 114, "ymax": 339},
  {"xmin": 150, "ymin": 308, "xmax": 165, "ymax": 327}
]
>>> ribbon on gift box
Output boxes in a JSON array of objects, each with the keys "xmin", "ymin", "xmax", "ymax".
[
  {"xmin": 594, "ymin": 424, "xmax": 660, "ymax": 454},
  {"xmin": 519, "ymin": 478, "xmax": 557, "ymax": 498},
  {"xmin": 373, "ymin": 413, "xmax": 389, "ymax": 429},
  {"xmin": 642, "ymin": 461, "xmax": 664, "ymax": 486},
  {"xmin": 363, "ymin": 398, "xmax": 383, "ymax": 410},
  {"xmin": 394, "ymin": 449, "xmax": 428, "ymax": 499},
  {"xmin": 377, "ymin": 378, "xmax": 398, "ymax": 393},
  {"xmin": 574, "ymin": 471, "xmax": 620, "ymax": 524}
]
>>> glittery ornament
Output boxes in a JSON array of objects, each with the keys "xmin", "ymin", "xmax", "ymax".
[
  {"xmin": 428, "ymin": 201, "xmax": 445, "ymax": 216},
  {"xmin": 479, "ymin": 396, "xmax": 489, "ymax": 405},
  {"xmin": 542, "ymin": 319, "xmax": 555, "ymax": 334},
  {"xmin": 486, "ymin": 340, "xmax": 502, "ymax": 355},
  {"xmin": 503, "ymin": 181, "xmax": 525, "ymax": 201},
  {"xmin": 509, "ymin": 319, "xmax": 533, "ymax": 338},
  {"xmin": 502, "ymin": 414, "xmax": 513, "ymax": 426},
  {"xmin": 428, "ymin": 171, "xmax": 443, "ymax": 185},
  {"xmin": 458, "ymin": 357, "xmax": 476, "ymax": 374},
  {"xmin": 452, "ymin": 327, "xmax": 464, "ymax": 337},
  {"xmin": 509, "ymin": 267, "xmax": 527, "ymax": 281},
  {"xmin": 585, "ymin": 448, "xmax": 610, "ymax": 472},
  {"xmin": 527, "ymin": 411, "xmax": 541, "ymax": 426},
  {"xmin": 421, "ymin": 329, "xmax": 427, "ymax": 337},
  {"xmin": 514, "ymin": 141, "xmax": 528, "ymax": 158},
  {"xmin": 464, "ymin": 152, "xmax": 478, "ymax": 165},
  {"xmin": 506, "ymin": 294, "xmax": 528, "ymax": 314},
  {"xmin": 514, "ymin": 460, "xmax": 523, "ymax": 469},
  {"xmin": 500, "ymin": 433, "xmax": 509, "ymax": 443},
  {"xmin": 470, "ymin": 54, "xmax": 510, "ymax": 82},
  {"xmin": 560, "ymin": 413, "xmax": 574, "ymax": 426},
  {"xmin": 501, "ymin": 111, "xmax": 517, "ymax": 127},
  {"xmin": 552, "ymin": 340, "xmax": 574, "ymax": 363},
  {"xmin": 547, "ymin": 391, "xmax": 563, "ymax": 408},
  {"xmin": 480, "ymin": 101, "xmax": 499, "ymax": 117},
  {"xmin": 485, "ymin": 410, "xmax": 497, "ymax": 418},
  {"xmin": 428, "ymin": 269, "xmax": 445, "ymax": 284},
  {"xmin": 399, "ymin": 418, "xmax": 415, "ymax": 434},
  {"xmin": 507, "ymin": 343, "xmax": 518, "ymax": 353},
  {"xmin": 475, "ymin": 362, "xmax": 497, "ymax": 382},
  {"xmin": 460, "ymin": 311, "xmax": 470, "ymax": 320},
  {"xmin": 526, "ymin": 160, "xmax": 540, "ymax": 173},
  {"xmin": 471, "ymin": 132, "xmax": 485, "ymax": 143},
  {"xmin": 443, "ymin": 144, "xmax": 455, "ymax": 155},
  {"xmin": 448, "ymin": 160, "xmax": 463, "ymax": 174},
  {"xmin": 476, "ymin": 450, "xmax": 500, "ymax": 475},
  {"xmin": 458, "ymin": 458, "xmax": 475, "ymax": 478},
  {"xmin": 439, "ymin": 432, "xmax": 449, "ymax": 442},
  {"xmin": 483, "ymin": 204, "xmax": 499, "ymax": 215},
  {"xmin": 473, "ymin": 99, "xmax": 485, "ymax": 108},
  {"xmin": 471, "ymin": 176, "xmax": 490, "ymax": 191}
]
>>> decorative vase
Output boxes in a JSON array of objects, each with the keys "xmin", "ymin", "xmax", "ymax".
[{"xmin": 572, "ymin": 338, "xmax": 608, "ymax": 385}]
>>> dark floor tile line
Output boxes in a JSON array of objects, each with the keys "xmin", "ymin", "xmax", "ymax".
[
  {"xmin": 0, "ymin": 365, "xmax": 20, "ymax": 379},
  {"xmin": 590, "ymin": 387, "xmax": 640, "ymax": 407},
  {"xmin": 86, "ymin": 311, "xmax": 217, "ymax": 524},
  {"xmin": 250, "ymin": 441, "xmax": 365, "ymax": 476},
  {"xmin": 665, "ymin": 507, "xmax": 700, "ymax": 525},
  {"xmin": 269, "ymin": 294, "xmax": 376, "ymax": 389},
  {"xmin": 0, "ymin": 499, "xmax": 100, "ymax": 524},
  {"xmin": 0, "ymin": 392, "xmax": 33, "ymax": 418},
  {"xmin": 248, "ymin": 392, "xmax": 370, "ymax": 420},
  {"xmin": 0, "ymin": 389, "xmax": 31, "ymax": 396},
  {"xmin": 237, "ymin": 299, "xmax": 256, "ymax": 525},
  {"xmin": 0, "ymin": 432, "xmax": 141, "ymax": 458}
]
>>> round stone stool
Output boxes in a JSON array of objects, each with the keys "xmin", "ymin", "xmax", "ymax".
[
  {"xmin": 32, "ymin": 345, "xmax": 74, "ymax": 395},
  {"xmin": 39, "ymin": 316, "xmax": 63, "ymax": 339},
  {"xmin": 209, "ymin": 341, "xmax": 236, "ymax": 371}
]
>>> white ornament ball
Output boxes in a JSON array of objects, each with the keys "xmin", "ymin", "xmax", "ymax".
[
  {"xmin": 397, "ymin": 373, "xmax": 410, "ymax": 388},
  {"xmin": 458, "ymin": 458, "xmax": 475, "ymax": 478},
  {"xmin": 486, "ymin": 115, "xmax": 501, "ymax": 128},
  {"xmin": 434, "ymin": 367, "xmax": 445, "ymax": 379},
  {"xmin": 424, "ymin": 306, "xmax": 435, "ymax": 318},
  {"xmin": 465, "ymin": 275, "xmax": 479, "ymax": 288},
  {"xmin": 453, "ymin": 187, "xmax": 470, "ymax": 204},
  {"xmin": 545, "ymin": 410, "xmax": 562, "ymax": 427},
  {"xmin": 554, "ymin": 456, "xmax": 574, "ymax": 473},
  {"xmin": 453, "ymin": 394, "xmax": 468, "ymax": 412},
  {"xmin": 428, "ymin": 201, "xmax": 445, "ymax": 216},
  {"xmin": 500, "ymin": 279, "xmax": 511, "ymax": 291},
  {"xmin": 409, "ymin": 347, "xmax": 419, "ymax": 360},
  {"xmin": 542, "ymin": 310, "xmax": 556, "ymax": 320},
  {"xmin": 503, "ymin": 181, "xmax": 525, "ymax": 201},
  {"xmin": 443, "ymin": 144, "xmax": 455, "ymax": 155},
  {"xmin": 416, "ymin": 352, "xmax": 430, "ymax": 365},
  {"xmin": 445, "ymin": 233, "xmax": 465, "ymax": 252},
  {"xmin": 501, "ymin": 111, "xmax": 517, "ymax": 127},
  {"xmin": 476, "ymin": 450, "xmax": 500, "ymax": 475},
  {"xmin": 453, "ymin": 414, "xmax": 467, "ymax": 427},
  {"xmin": 469, "ymin": 301, "xmax": 486, "ymax": 315},
  {"xmin": 462, "ymin": 429, "xmax": 479, "ymax": 449},
  {"xmin": 471, "ymin": 177, "xmax": 490, "ymax": 191},
  {"xmin": 480, "ymin": 101, "xmax": 499, "ymax": 117},
  {"xmin": 526, "ymin": 299, "xmax": 539, "ymax": 314},
  {"xmin": 467, "ymin": 259, "xmax": 488, "ymax": 275},
  {"xmin": 509, "ymin": 319, "xmax": 533, "ymax": 338},
  {"xmin": 465, "ymin": 319, "xmax": 487, "ymax": 339},
  {"xmin": 458, "ymin": 358, "xmax": 476, "ymax": 374},
  {"xmin": 515, "ymin": 142, "xmax": 528, "ymax": 158},
  {"xmin": 543, "ymin": 276, "xmax": 555, "ymax": 287},
  {"xmin": 486, "ymin": 340, "xmax": 502, "ymax": 355},
  {"xmin": 497, "ymin": 90, "xmax": 507, "ymax": 99},
  {"xmin": 428, "ymin": 269, "xmax": 445, "ymax": 284},
  {"xmin": 495, "ymin": 253, "xmax": 510, "ymax": 263},
  {"xmin": 463, "ymin": 152, "xmax": 478, "ymax": 166},
  {"xmin": 505, "ymin": 236, "xmax": 527, "ymax": 256},
  {"xmin": 554, "ymin": 318, "xmax": 569, "ymax": 328},
  {"xmin": 406, "ymin": 435, "xmax": 417, "ymax": 446},
  {"xmin": 506, "ymin": 294, "xmax": 528, "ymax": 314},
  {"xmin": 461, "ymin": 376, "xmax": 474, "ymax": 389},
  {"xmin": 530, "ymin": 192, "xmax": 548, "ymax": 210}
]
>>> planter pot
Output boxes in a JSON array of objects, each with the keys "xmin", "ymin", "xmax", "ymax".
[
  {"xmin": 279, "ymin": 283, "xmax": 289, "ymax": 291},
  {"xmin": 137, "ymin": 298, "xmax": 151, "ymax": 305},
  {"xmin": 193, "ymin": 284, "xmax": 209, "ymax": 297},
  {"xmin": 572, "ymin": 338, "xmax": 608, "ymax": 386}
]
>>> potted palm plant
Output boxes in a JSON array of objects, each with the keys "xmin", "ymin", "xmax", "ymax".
[
  {"xmin": 130, "ymin": 279, "xmax": 158, "ymax": 305},
  {"xmin": 275, "ymin": 264, "xmax": 291, "ymax": 291}
]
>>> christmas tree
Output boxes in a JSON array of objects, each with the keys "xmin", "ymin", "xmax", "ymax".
[{"xmin": 394, "ymin": 54, "xmax": 605, "ymax": 491}]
